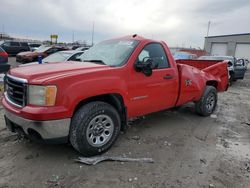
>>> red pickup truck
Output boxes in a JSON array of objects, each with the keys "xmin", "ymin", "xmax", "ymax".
[{"xmin": 3, "ymin": 35, "xmax": 228, "ymax": 156}]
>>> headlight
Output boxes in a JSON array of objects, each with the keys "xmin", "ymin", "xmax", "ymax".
[{"xmin": 28, "ymin": 85, "xmax": 57, "ymax": 106}]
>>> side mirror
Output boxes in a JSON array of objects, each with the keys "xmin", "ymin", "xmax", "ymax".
[{"xmin": 134, "ymin": 57, "xmax": 155, "ymax": 77}]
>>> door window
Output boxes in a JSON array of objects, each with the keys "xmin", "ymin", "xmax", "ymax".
[
  {"xmin": 137, "ymin": 43, "xmax": 169, "ymax": 69},
  {"xmin": 10, "ymin": 42, "xmax": 20, "ymax": 46},
  {"xmin": 46, "ymin": 48, "xmax": 59, "ymax": 54},
  {"xmin": 20, "ymin": 42, "xmax": 28, "ymax": 47},
  {"xmin": 68, "ymin": 52, "xmax": 83, "ymax": 61},
  {"xmin": 3, "ymin": 42, "xmax": 11, "ymax": 46}
]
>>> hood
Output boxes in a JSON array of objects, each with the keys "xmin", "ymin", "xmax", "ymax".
[
  {"xmin": 18, "ymin": 62, "xmax": 39, "ymax": 67},
  {"xmin": 9, "ymin": 61, "xmax": 110, "ymax": 84}
]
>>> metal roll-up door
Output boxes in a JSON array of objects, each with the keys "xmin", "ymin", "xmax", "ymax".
[
  {"xmin": 235, "ymin": 43, "xmax": 250, "ymax": 60},
  {"xmin": 211, "ymin": 43, "xmax": 227, "ymax": 56}
]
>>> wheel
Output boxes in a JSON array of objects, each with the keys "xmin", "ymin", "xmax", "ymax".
[
  {"xmin": 69, "ymin": 101, "xmax": 121, "ymax": 156},
  {"xmin": 195, "ymin": 86, "xmax": 217, "ymax": 116}
]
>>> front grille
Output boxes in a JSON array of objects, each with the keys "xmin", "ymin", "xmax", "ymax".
[{"xmin": 5, "ymin": 75, "xmax": 27, "ymax": 107}]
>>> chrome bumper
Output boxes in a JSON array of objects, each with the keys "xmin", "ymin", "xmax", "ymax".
[{"xmin": 4, "ymin": 110, "xmax": 71, "ymax": 140}]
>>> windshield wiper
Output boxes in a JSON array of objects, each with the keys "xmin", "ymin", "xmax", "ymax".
[{"xmin": 83, "ymin": 60, "xmax": 106, "ymax": 65}]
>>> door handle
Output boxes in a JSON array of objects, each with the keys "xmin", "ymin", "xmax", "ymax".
[{"xmin": 163, "ymin": 75, "xmax": 173, "ymax": 80}]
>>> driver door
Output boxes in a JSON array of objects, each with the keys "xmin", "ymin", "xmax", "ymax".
[
  {"xmin": 234, "ymin": 59, "xmax": 247, "ymax": 79},
  {"xmin": 128, "ymin": 43, "xmax": 178, "ymax": 117}
]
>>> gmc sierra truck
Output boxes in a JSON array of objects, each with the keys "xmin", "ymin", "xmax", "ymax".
[{"xmin": 3, "ymin": 35, "xmax": 229, "ymax": 156}]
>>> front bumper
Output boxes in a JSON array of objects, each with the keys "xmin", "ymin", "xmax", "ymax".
[{"xmin": 4, "ymin": 110, "xmax": 71, "ymax": 143}]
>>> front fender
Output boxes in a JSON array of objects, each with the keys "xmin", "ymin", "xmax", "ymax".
[{"xmin": 57, "ymin": 77, "xmax": 129, "ymax": 117}]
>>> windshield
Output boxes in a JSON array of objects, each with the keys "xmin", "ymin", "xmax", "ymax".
[
  {"xmin": 42, "ymin": 51, "xmax": 72, "ymax": 62},
  {"xmin": 79, "ymin": 39, "xmax": 139, "ymax": 66},
  {"xmin": 35, "ymin": 45, "xmax": 50, "ymax": 53},
  {"xmin": 76, "ymin": 47, "xmax": 89, "ymax": 51},
  {"xmin": 29, "ymin": 44, "xmax": 41, "ymax": 47}
]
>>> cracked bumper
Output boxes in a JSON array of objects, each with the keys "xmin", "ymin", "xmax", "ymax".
[{"xmin": 4, "ymin": 110, "xmax": 71, "ymax": 143}]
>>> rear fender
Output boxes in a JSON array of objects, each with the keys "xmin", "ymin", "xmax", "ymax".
[{"xmin": 175, "ymin": 64, "xmax": 206, "ymax": 106}]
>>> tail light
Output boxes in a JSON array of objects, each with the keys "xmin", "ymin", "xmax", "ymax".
[{"xmin": 0, "ymin": 52, "xmax": 8, "ymax": 57}]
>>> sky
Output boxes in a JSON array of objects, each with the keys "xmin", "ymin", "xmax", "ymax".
[{"xmin": 1, "ymin": 0, "xmax": 250, "ymax": 48}]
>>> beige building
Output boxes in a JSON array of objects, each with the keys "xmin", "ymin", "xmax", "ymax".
[{"xmin": 204, "ymin": 33, "xmax": 250, "ymax": 60}]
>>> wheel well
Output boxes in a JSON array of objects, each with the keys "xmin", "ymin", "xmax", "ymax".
[
  {"xmin": 73, "ymin": 94, "xmax": 127, "ymax": 131},
  {"xmin": 206, "ymin": 80, "xmax": 218, "ymax": 89}
]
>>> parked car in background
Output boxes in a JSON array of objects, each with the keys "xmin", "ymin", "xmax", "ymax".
[
  {"xmin": 0, "ymin": 41, "xmax": 30, "ymax": 56},
  {"xmin": 245, "ymin": 59, "xmax": 249, "ymax": 68},
  {"xmin": 0, "ymin": 47, "xmax": 8, "ymax": 63},
  {"xmin": 16, "ymin": 46, "xmax": 68, "ymax": 63},
  {"xmin": 241, "ymin": 59, "xmax": 249, "ymax": 69},
  {"xmin": 71, "ymin": 45, "xmax": 81, "ymax": 50},
  {"xmin": 75, "ymin": 46, "xmax": 89, "ymax": 51},
  {"xmin": 198, "ymin": 55, "xmax": 246, "ymax": 83},
  {"xmin": 28, "ymin": 43, "xmax": 42, "ymax": 52},
  {"xmin": 234, "ymin": 59, "xmax": 248, "ymax": 79},
  {"xmin": 174, "ymin": 52, "xmax": 197, "ymax": 60},
  {"xmin": 19, "ymin": 50, "xmax": 84, "ymax": 66},
  {"xmin": 0, "ymin": 47, "xmax": 10, "ymax": 73}
]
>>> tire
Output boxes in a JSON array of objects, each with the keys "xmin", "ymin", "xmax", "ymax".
[
  {"xmin": 195, "ymin": 86, "xmax": 217, "ymax": 116},
  {"xmin": 230, "ymin": 72, "xmax": 237, "ymax": 82},
  {"xmin": 70, "ymin": 101, "xmax": 121, "ymax": 156}
]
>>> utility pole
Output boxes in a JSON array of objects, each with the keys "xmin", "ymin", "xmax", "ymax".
[
  {"xmin": 91, "ymin": 21, "xmax": 95, "ymax": 46},
  {"xmin": 206, "ymin": 21, "xmax": 211, "ymax": 37},
  {"xmin": 1, "ymin": 24, "xmax": 4, "ymax": 39},
  {"xmin": 72, "ymin": 30, "xmax": 75, "ymax": 43}
]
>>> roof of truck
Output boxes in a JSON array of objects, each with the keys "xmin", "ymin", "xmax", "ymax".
[{"xmin": 117, "ymin": 34, "xmax": 149, "ymax": 41}]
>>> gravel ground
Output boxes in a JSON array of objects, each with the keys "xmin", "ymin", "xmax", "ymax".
[{"xmin": 0, "ymin": 58, "xmax": 249, "ymax": 188}]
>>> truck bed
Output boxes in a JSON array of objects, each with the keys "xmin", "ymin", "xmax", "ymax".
[
  {"xmin": 176, "ymin": 60, "xmax": 229, "ymax": 89},
  {"xmin": 175, "ymin": 59, "xmax": 229, "ymax": 106},
  {"xmin": 176, "ymin": 59, "xmax": 228, "ymax": 90},
  {"xmin": 176, "ymin": 59, "xmax": 222, "ymax": 70}
]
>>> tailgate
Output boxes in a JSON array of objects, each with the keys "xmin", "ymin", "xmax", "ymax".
[{"xmin": 176, "ymin": 59, "xmax": 222, "ymax": 70}]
